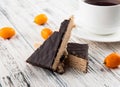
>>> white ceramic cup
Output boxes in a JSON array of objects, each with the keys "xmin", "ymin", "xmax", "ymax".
[{"xmin": 78, "ymin": 0, "xmax": 120, "ymax": 35}]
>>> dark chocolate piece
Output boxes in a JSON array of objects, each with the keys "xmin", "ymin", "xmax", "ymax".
[{"xmin": 66, "ymin": 43, "xmax": 88, "ymax": 73}]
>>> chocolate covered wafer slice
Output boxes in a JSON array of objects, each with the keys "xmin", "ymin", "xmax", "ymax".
[
  {"xmin": 26, "ymin": 31, "xmax": 60, "ymax": 69},
  {"xmin": 67, "ymin": 43, "xmax": 88, "ymax": 73},
  {"xmin": 26, "ymin": 17, "xmax": 74, "ymax": 74},
  {"xmin": 52, "ymin": 16, "xmax": 74, "ymax": 71}
]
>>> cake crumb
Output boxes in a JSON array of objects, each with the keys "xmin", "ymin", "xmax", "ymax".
[{"xmin": 34, "ymin": 42, "xmax": 41, "ymax": 49}]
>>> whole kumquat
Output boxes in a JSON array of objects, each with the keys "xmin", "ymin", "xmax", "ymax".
[
  {"xmin": 0, "ymin": 27, "xmax": 16, "ymax": 39},
  {"xmin": 41, "ymin": 28, "xmax": 53, "ymax": 40},
  {"xmin": 104, "ymin": 52, "xmax": 120, "ymax": 68},
  {"xmin": 34, "ymin": 14, "xmax": 48, "ymax": 25}
]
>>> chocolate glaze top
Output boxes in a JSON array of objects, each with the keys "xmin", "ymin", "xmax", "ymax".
[{"xmin": 67, "ymin": 43, "xmax": 88, "ymax": 59}]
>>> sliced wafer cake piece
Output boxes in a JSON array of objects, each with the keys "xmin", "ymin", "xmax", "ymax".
[
  {"xmin": 26, "ymin": 31, "xmax": 60, "ymax": 69},
  {"xmin": 26, "ymin": 17, "xmax": 74, "ymax": 74},
  {"xmin": 52, "ymin": 16, "xmax": 74, "ymax": 71},
  {"xmin": 67, "ymin": 43, "xmax": 88, "ymax": 73}
]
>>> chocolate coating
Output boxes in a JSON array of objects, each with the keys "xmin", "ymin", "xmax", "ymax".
[{"xmin": 67, "ymin": 43, "xmax": 88, "ymax": 59}]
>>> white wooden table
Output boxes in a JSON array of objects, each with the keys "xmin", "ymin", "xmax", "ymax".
[{"xmin": 0, "ymin": 0, "xmax": 120, "ymax": 87}]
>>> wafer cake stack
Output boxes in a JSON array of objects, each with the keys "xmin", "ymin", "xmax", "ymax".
[{"xmin": 26, "ymin": 16, "xmax": 89, "ymax": 74}]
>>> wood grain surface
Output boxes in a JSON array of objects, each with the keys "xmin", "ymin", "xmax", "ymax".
[{"xmin": 0, "ymin": 0, "xmax": 120, "ymax": 87}]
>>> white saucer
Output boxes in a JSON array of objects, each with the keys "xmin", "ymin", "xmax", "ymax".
[{"xmin": 72, "ymin": 26, "xmax": 120, "ymax": 42}]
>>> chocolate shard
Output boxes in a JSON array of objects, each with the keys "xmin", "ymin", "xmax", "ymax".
[
  {"xmin": 66, "ymin": 43, "xmax": 89, "ymax": 73},
  {"xmin": 26, "ymin": 16, "xmax": 74, "ymax": 73}
]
